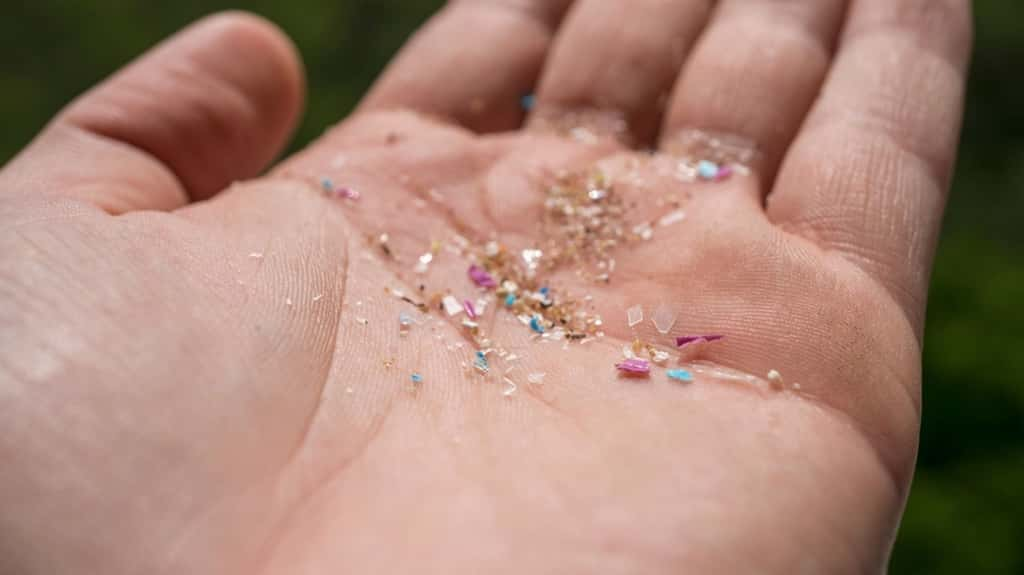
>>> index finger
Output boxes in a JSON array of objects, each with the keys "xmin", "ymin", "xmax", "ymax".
[
  {"xmin": 359, "ymin": 0, "xmax": 575, "ymax": 132},
  {"xmin": 767, "ymin": 0, "xmax": 972, "ymax": 332}
]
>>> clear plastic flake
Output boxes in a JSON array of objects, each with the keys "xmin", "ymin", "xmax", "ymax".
[
  {"xmin": 627, "ymin": 305, "xmax": 644, "ymax": 328},
  {"xmin": 651, "ymin": 304, "xmax": 677, "ymax": 335}
]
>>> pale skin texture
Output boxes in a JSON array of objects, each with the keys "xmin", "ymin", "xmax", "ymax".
[{"xmin": 0, "ymin": 2, "xmax": 971, "ymax": 574}]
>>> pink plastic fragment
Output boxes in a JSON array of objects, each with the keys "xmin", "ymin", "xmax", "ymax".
[
  {"xmin": 615, "ymin": 358, "xmax": 651, "ymax": 375},
  {"xmin": 463, "ymin": 299, "xmax": 478, "ymax": 319},
  {"xmin": 338, "ymin": 187, "xmax": 361, "ymax": 200},
  {"xmin": 468, "ymin": 265, "xmax": 498, "ymax": 289},
  {"xmin": 676, "ymin": 335, "xmax": 725, "ymax": 349},
  {"xmin": 714, "ymin": 166, "xmax": 733, "ymax": 182}
]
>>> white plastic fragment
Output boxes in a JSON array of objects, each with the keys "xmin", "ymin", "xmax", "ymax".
[
  {"xmin": 658, "ymin": 209, "xmax": 687, "ymax": 227},
  {"xmin": 442, "ymin": 295, "xmax": 463, "ymax": 317},
  {"xmin": 632, "ymin": 223, "xmax": 654, "ymax": 241},
  {"xmin": 414, "ymin": 252, "xmax": 433, "ymax": 274}
]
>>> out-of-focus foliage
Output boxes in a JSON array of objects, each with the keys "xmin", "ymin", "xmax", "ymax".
[{"xmin": 0, "ymin": 2, "xmax": 1021, "ymax": 572}]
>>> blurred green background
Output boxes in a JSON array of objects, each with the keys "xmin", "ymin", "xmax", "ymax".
[{"xmin": 1, "ymin": 1, "xmax": 1021, "ymax": 572}]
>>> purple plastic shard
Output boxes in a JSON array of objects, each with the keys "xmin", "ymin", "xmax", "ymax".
[
  {"xmin": 615, "ymin": 358, "xmax": 651, "ymax": 375},
  {"xmin": 676, "ymin": 335, "xmax": 725, "ymax": 348},
  {"xmin": 463, "ymin": 299, "xmax": 478, "ymax": 319},
  {"xmin": 468, "ymin": 265, "xmax": 498, "ymax": 289}
]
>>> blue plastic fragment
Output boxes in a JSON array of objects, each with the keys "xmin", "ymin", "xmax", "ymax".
[
  {"xmin": 411, "ymin": 373, "xmax": 423, "ymax": 384},
  {"xmin": 474, "ymin": 351, "xmax": 490, "ymax": 373},
  {"xmin": 529, "ymin": 315, "xmax": 545, "ymax": 334},
  {"xmin": 697, "ymin": 161, "xmax": 719, "ymax": 181},
  {"xmin": 539, "ymin": 287, "xmax": 550, "ymax": 296},
  {"xmin": 521, "ymin": 93, "xmax": 536, "ymax": 111},
  {"xmin": 321, "ymin": 178, "xmax": 334, "ymax": 191},
  {"xmin": 667, "ymin": 369, "xmax": 694, "ymax": 383},
  {"xmin": 505, "ymin": 293, "xmax": 517, "ymax": 307}
]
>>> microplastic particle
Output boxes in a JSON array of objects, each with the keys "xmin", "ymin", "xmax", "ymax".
[
  {"xmin": 527, "ymin": 372, "xmax": 546, "ymax": 385},
  {"xmin": 415, "ymin": 252, "xmax": 433, "ymax": 274},
  {"xmin": 505, "ymin": 294, "xmax": 517, "ymax": 307},
  {"xmin": 657, "ymin": 209, "xmax": 687, "ymax": 227},
  {"xmin": 697, "ymin": 160, "xmax": 719, "ymax": 181},
  {"xmin": 248, "ymin": 252, "xmax": 264, "ymax": 259},
  {"xmin": 474, "ymin": 351, "xmax": 490, "ymax": 374},
  {"xmin": 321, "ymin": 178, "xmax": 334, "ymax": 192},
  {"xmin": 468, "ymin": 265, "xmax": 498, "ymax": 289},
  {"xmin": 632, "ymin": 222, "xmax": 654, "ymax": 240},
  {"xmin": 715, "ymin": 166, "xmax": 733, "ymax": 182},
  {"xmin": 539, "ymin": 287, "xmax": 550, "ymax": 297},
  {"xmin": 615, "ymin": 358, "xmax": 651, "ymax": 376},
  {"xmin": 529, "ymin": 315, "xmax": 545, "ymax": 334},
  {"xmin": 652, "ymin": 350, "xmax": 671, "ymax": 365},
  {"xmin": 627, "ymin": 305, "xmax": 644, "ymax": 328},
  {"xmin": 399, "ymin": 312, "xmax": 414, "ymax": 334},
  {"xmin": 676, "ymin": 335, "xmax": 725, "ymax": 348},
  {"xmin": 463, "ymin": 299, "xmax": 478, "ymax": 319},
  {"xmin": 337, "ymin": 187, "xmax": 360, "ymax": 200},
  {"xmin": 356, "ymin": 317, "xmax": 369, "ymax": 325},
  {"xmin": 667, "ymin": 369, "xmax": 694, "ymax": 383},
  {"xmin": 378, "ymin": 233, "xmax": 392, "ymax": 257},
  {"xmin": 442, "ymin": 295, "xmax": 463, "ymax": 317},
  {"xmin": 652, "ymin": 304, "xmax": 678, "ymax": 335},
  {"xmin": 411, "ymin": 373, "xmax": 423, "ymax": 384},
  {"xmin": 522, "ymin": 248, "xmax": 543, "ymax": 270},
  {"xmin": 521, "ymin": 93, "xmax": 536, "ymax": 111},
  {"xmin": 767, "ymin": 370, "xmax": 784, "ymax": 389},
  {"xmin": 502, "ymin": 377, "xmax": 518, "ymax": 397}
]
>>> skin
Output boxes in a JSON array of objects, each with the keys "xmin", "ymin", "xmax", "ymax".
[{"xmin": 0, "ymin": 1, "xmax": 971, "ymax": 574}]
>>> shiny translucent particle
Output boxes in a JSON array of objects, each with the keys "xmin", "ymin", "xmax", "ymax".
[
  {"xmin": 652, "ymin": 304, "xmax": 677, "ymax": 335},
  {"xmin": 627, "ymin": 305, "xmax": 644, "ymax": 328}
]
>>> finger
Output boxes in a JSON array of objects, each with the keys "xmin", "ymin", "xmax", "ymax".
[
  {"xmin": 0, "ymin": 12, "xmax": 304, "ymax": 213},
  {"xmin": 530, "ymin": 0, "xmax": 713, "ymax": 146},
  {"xmin": 767, "ymin": 0, "xmax": 972, "ymax": 328},
  {"xmin": 661, "ymin": 0, "xmax": 847, "ymax": 182},
  {"xmin": 359, "ymin": 0, "xmax": 575, "ymax": 132}
]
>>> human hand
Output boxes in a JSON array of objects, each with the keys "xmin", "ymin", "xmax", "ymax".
[{"xmin": 0, "ymin": 2, "xmax": 970, "ymax": 573}]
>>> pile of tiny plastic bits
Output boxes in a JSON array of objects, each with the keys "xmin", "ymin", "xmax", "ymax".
[
  {"xmin": 538, "ymin": 170, "xmax": 641, "ymax": 283},
  {"xmin": 465, "ymin": 243, "xmax": 605, "ymax": 342}
]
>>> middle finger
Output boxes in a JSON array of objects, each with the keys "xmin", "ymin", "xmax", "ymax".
[{"xmin": 529, "ymin": 0, "xmax": 714, "ymax": 146}]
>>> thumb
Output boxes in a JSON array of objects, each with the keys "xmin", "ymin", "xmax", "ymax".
[{"xmin": 0, "ymin": 12, "xmax": 304, "ymax": 213}]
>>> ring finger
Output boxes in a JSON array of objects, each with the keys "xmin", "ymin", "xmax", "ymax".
[{"xmin": 660, "ymin": 0, "xmax": 847, "ymax": 186}]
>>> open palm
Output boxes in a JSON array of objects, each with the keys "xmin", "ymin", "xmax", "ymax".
[{"xmin": 0, "ymin": 2, "xmax": 970, "ymax": 574}]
